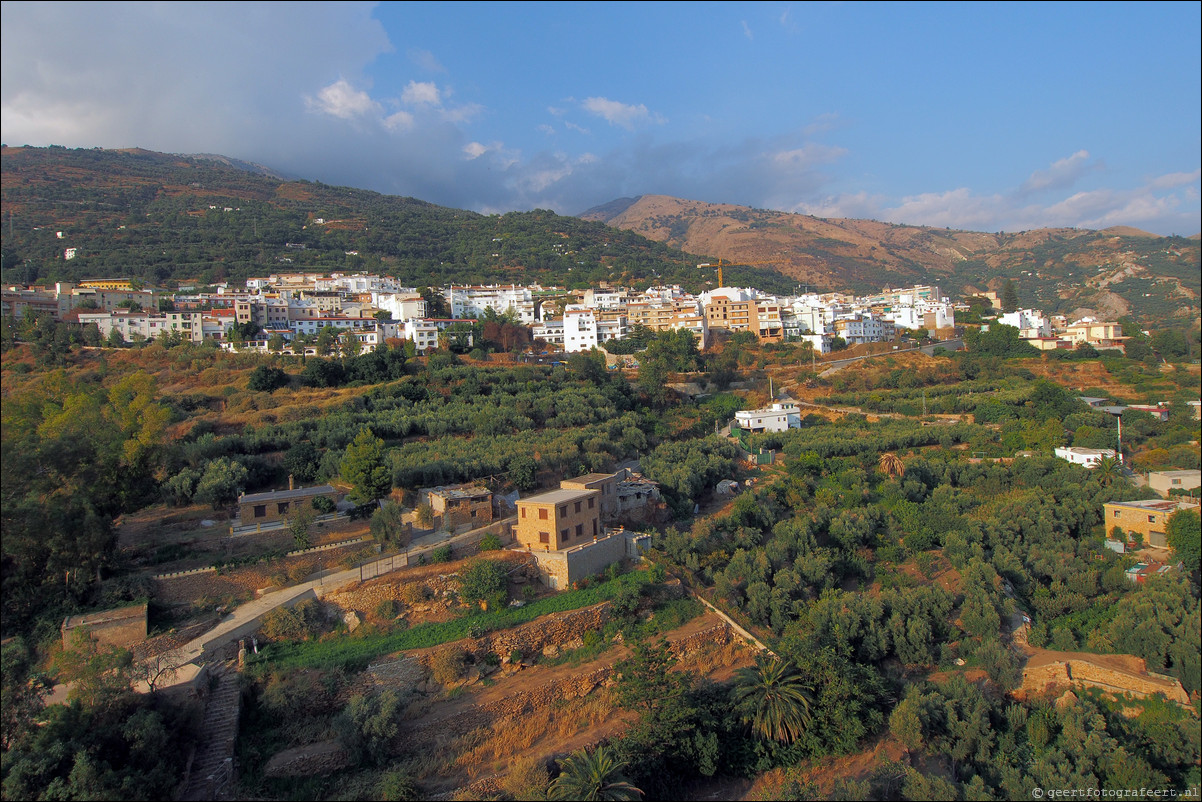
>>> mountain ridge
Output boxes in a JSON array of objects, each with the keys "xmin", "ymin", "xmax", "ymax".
[
  {"xmin": 579, "ymin": 194, "xmax": 1200, "ymax": 324},
  {"xmin": 1, "ymin": 146, "xmax": 1197, "ymax": 325}
]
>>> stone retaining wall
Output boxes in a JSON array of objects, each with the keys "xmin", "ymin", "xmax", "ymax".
[
  {"xmin": 413, "ymin": 602, "xmax": 612, "ymax": 669},
  {"xmin": 323, "ymin": 552, "xmax": 535, "ymax": 617}
]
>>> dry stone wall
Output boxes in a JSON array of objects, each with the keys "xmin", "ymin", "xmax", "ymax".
[{"xmin": 413, "ymin": 603, "xmax": 613, "ymax": 670}]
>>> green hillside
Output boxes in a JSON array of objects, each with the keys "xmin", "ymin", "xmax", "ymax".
[{"xmin": 0, "ymin": 146, "xmax": 802, "ymax": 295}]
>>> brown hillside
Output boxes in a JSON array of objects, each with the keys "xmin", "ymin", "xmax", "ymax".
[{"xmin": 587, "ymin": 195, "xmax": 1200, "ymax": 321}]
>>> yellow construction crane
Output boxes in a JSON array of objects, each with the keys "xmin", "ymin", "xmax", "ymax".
[{"xmin": 697, "ymin": 258, "xmax": 779, "ymax": 287}]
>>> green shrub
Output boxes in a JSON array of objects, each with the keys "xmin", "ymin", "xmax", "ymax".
[{"xmin": 430, "ymin": 648, "xmax": 465, "ymax": 686}]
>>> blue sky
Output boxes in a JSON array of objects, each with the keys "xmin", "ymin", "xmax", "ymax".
[{"xmin": 2, "ymin": 1, "xmax": 1199, "ymax": 235}]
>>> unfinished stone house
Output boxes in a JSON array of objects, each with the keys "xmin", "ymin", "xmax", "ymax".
[{"xmin": 425, "ymin": 485, "xmax": 493, "ymax": 532}]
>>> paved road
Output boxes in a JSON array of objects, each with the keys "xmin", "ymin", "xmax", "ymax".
[{"xmin": 171, "ymin": 519, "xmax": 514, "ymax": 668}]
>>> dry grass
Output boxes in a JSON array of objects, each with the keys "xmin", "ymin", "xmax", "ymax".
[{"xmin": 449, "ymin": 689, "xmax": 618, "ymax": 770}]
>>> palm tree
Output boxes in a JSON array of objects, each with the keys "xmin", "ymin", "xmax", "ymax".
[
  {"xmin": 732, "ymin": 656, "xmax": 812, "ymax": 744},
  {"xmin": 548, "ymin": 745, "xmax": 643, "ymax": 801},
  {"xmin": 878, "ymin": 451, "xmax": 905, "ymax": 480},
  {"xmin": 1094, "ymin": 455, "xmax": 1121, "ymax": 486}
]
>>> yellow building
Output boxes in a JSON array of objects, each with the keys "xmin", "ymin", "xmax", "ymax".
[
  {"xmin": 516, "ymin": 487, "xmax": 601, "ymax": 551},
  {"xmin": 79, "ymin": 278, "xmax": 137, "ymax": 291},
  {"xmin": 1103, "ymin": 499, "xmax": 1199, "ymax": 548}
]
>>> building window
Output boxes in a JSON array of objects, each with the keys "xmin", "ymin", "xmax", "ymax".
[
  {"xmin": 561, "ymin": 529, "xmax": 569, "ymax": 541},
  {"xmin": 539, "ymin": 531, "xmax": 549, "ymax": 544},
  {"xmin": 560, "ymin": 505, "xmax": 568, "ymax": 517},
  {"xmin": 575, "ymin": 501, "xmax": 582, "ymax": 514},
  {"xmin": 593, "ymin": 520, "xmax": 598, "ymax": 537},
  {"xmin": 253, "ymin": 505, "xmax": 266, "ymax": 518},
  {"xmin": 278, "ymin": 502, "xmax": 290, "ymax": 515},
  {"xmin": 588, "ymin": 497, "xmax": 595, "ymax": 509},
  {"xmin": 539, "ymin": 508, "xmax": 548, "ymax": 520},
  {"xmin": 576, "ymin": 524, "xmax": 583, "ymax": 538},
  {"xmin": 1148, "ymin": 515, "xmax": 1156, "ymax": 523},
  {"xmin": 521, "ymin": 508, "xmax": 526, "ymax": 518},
  {"xmin": 1113, "ymin": 511, "xmax": 1120, "ymax": 517}
]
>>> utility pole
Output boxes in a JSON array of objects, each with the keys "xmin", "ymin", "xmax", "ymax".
[{"xmin": 1116, "ymin": 415, "xmax": 1123, "ymax": 464}]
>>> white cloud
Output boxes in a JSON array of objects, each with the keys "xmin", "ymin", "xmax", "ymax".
[
  {"xmin": 402, "ymin": 81, "xmax": 441, "ymax": 107},
  {"xmin": 408, "ymin": 48, "xmax": 445, "ymax": 73},
  {"xmin": 383, "ymin": 110, "xmax": 415, "ymax": 132},
  {"xmin": 1019, "ymin": 150, "xmax": 1096, "ymax": 195},
  {"xmin": 802, "ymin": 112, "xmax": 841, "ymax": 137},
  {"xmin": 305, "ymin": 79, "xmax": 380, "ymax": 119},
  {"xmin": 742, "ymin": 20, "xmax": 753, "ymax": 40},
  {"xmin": 463, "ymin": 142, "xmax": 488, "ymax": 159},
  {"xmin": 772, "ymin": 144, "xmax": 847, "ymax": 170},
  {"xmin": 1150, "ymin": 169, "xmax": 1202, "ymax": 190},
  {"xmin": 887, "ymin": 188, "xmax": 1010, "ymax": 230},
  {"xmin": 440, "ymin": 102, "xmax": 483, "ymax": 123},
  {"xmin": 564, "ymin": 120, "xmax": 591, "ymax": 135},
  {"xmin": 792, "ymin": 192, "xmax": 886, "ymax": 220},
  {"xmin": 537, "ymin": 124, "xmax": 556, "ymax": 136},
  {"xmin": 801, "ymin": 164, "xmax": 1201, "ymax": 235},
  {"xmin": 581, "ymin": 97, "xmax": 664, "ymax": 130}
]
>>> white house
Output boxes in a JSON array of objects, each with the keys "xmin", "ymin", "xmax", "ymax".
[
  {"xmin": 1054, "ymin": 446, "xmax": 1117, "ymax": 467},
  {"xmin": 735, "ymin": 402, "xmax": 802, "ymax": 433}
]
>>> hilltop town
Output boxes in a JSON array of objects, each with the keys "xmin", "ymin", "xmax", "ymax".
[{"xmin": 3, "ymin": 270, "xmax": 1142, "ymax": 361}]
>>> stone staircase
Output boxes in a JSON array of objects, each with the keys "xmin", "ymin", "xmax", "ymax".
[{"xmin": 179, "ymin": 661, "xmax": 241, "ymax": 801}]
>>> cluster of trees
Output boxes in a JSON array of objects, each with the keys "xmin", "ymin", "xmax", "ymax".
[
  {"xmin": 2, "ymin": 370, "xmax": 170, "ymax": 633},
  {"xmin": 885, "ymin": 677, "xmax": 1199, "ymax": 798},
  {"xmin": 632, "ymin": 421, "xmax": 1200, "ymax": 793},
  {"xmin": 1, "ymin": 634, "xmax": 198, "ymax": 800}
]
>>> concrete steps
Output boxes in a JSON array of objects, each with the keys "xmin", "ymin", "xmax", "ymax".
[{"xmin": 179, "ymin": 662, "xmax": 241, "ymax": 801}]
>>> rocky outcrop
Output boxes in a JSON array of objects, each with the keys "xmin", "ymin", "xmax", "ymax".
[
  {"xmin": 1021, "ymin": 658, "xmax": 1190, "ymax": 705},
  {"xmin": 262, "ymin": 742, "xmax": 351, "ymax": 778}
]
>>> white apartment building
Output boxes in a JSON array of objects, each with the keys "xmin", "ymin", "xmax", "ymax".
[
  {"xmin": 77, "ymin": 310, "xmax": 206, "ymax": 343},
  {"xmin": 402, "ymin": 320, "xmax": 440, "ymax": 354},
  {"xmin": 782, "ymin": 302, "xmax": 831, "ymax": 338},
  {"xmin": 445, "ymin": 285, "xmax": 533, "ymax": 320},
  {"xmin": 582, "ymin": 288, "xmax": 632, "ymax": 311},
  {"xmin": 999, "ymin": 309, "xmax": 1051, "ymax": 338},
  {"xmin": 563, "ymin": 308, "xmax": 598, "ymax": 352},
  {"xmin": 834, "ymin": 314, "xmax": 895, "ymax": 344},
  {"xmin": 532, "ymin": 319, "xmax": 565, "ymax": 347},
  {"xmin": 886, "ymin": 301, "xmax": 956, "ymax": 331},
  {"xmin": 735, "ymin": 402, "xmax": 802, "ymax": 433},
  {"xmin": 289, "ymin": 316, "xmax": 376, "ymax": 337},
  {"xmin": 373, "ymin": 291, "xmax": 427, "ymax": 321}
]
